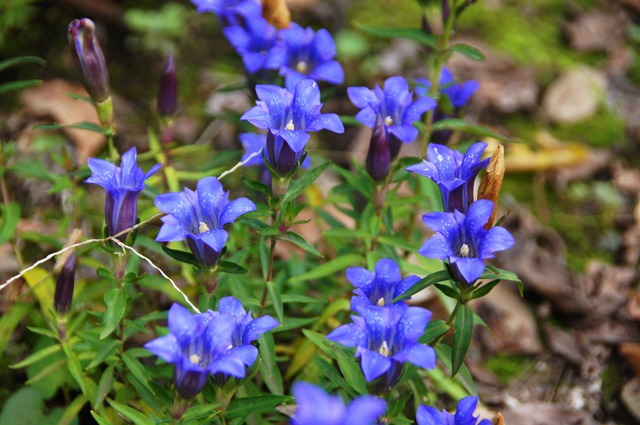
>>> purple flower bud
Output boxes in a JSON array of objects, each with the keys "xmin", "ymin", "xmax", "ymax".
[
  {"xmin": 68, "ymin": 19, "xmax": 110, "ymax": 103},
  {"xmin": 157, "ymin": 53, "xmax": 178, "ymax": 117},
  {"xmin": 366, "ymin": 116, "xmax": 391, "ymax": 183},
  {"xmin": 54, "ymin": 253, "xmax": 77, "ymax": 315}
]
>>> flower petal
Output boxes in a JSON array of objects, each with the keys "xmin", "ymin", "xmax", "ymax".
[
  {"xmin": 478, "ymin": 226, "xmax": 515, "ymax": 260},
  {"xmin": 220, "ymin": 197, "xmax": 257, "ymax": 225},
  {"xmin": 346, "ymin": 267, "xmax": 374, "ymax": 288},
  {"xmin": 244, "ymin": 315, "xmax": 279, "ymax": 343},
  {"xmin": 360, "ymin": 349, "xmax": 391, "ymax": 382}
]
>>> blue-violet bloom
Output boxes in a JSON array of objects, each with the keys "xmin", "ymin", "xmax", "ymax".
[
  {"xmin": 328, "ymin": 304, "xmax": 435, "ymax": 385},
  {"xmin": 157, "ymin": 52, "xmax": 178, "ymax": 117},
  {"xmin": 416, "ymin": 68, "xmax": 479, "ymax": 110},
  {"xmin": 154, "ymin": 176, "xmax": 256, "ymax": 267},
  {"xmin": 86, "ymin": 147, "xmax": 160, "ymax": 241},
  {"xmin": 348, "ymin": 76, "xmax": 436, "ymax": 159},
  {"xmin": 191, "ymin": 0, "xmax": 261, "ymax": 27},
  {"xmin": 347, "ymin": 258, "xmax": 420, "ymax": 311},
  {"xmin": 417, "ymin": 396, "xmax": 492, "ymax": 425},
  {"xmin": 214, "ymin": 296, "xmax": 279, "ymax": 367},
  {"xmin": 241, "ymin": 79, "xmax": 344, "ymax": 177},
  {"xmin": 291, "ymin": 382, "xmax": 386, "ymax": 425},
  {"xmin": 144, "ymin": 303, "xmax": 246, "ymax": 398},
  {"xmin": 224, "ymin": 17, "xmax": 284, "ymax": 75},
  {"xmin": 406, "ymin": 142, "xmax": 489, "ymax": 213},
  {"xmin": 279, "ymin": 23, "xmax": 344, "ymax": 92},
  {"xmin": 68, "ymin": 18, "xmax": 110, "ymax": 104},
  {"xmin": 420, "ymin": 199, "xmax": 515, "ymax": 285}
]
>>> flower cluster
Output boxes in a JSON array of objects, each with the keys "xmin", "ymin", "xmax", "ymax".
[
  {"xmin": 328, "ymin": 259, "xmax": 435, "ymax": 388},
  {"xmin": 86, "ymin": 147, "xmax": 160, "ymax": 242},
  {"xmin": 145, "ymin": 298, "xmax": 278, "ymax": 398},
  {"xmin": 417, "ymin": 396, "xmax": 491, "ymax": 425},
  {"xmin": 291, "ymin": 382, "xmax": 386, "ymax": 425},
  {"xmin": 408, "ymin": 143, "xmax": 514, "ymax": 285},
  {"xmin": 348, "ymin": 76, "xmax": 437, "ymax": 181},
  {"xmin": 241, "ymin": 79, "xmax": 343, "ymax": 179},
  {"xmin": 154, "ymin": 176, "xmax": 257, "ymax": 268}
]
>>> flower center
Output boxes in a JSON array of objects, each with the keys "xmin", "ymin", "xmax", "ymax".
[
  {"xmin": 189, "ymin": 354, "xmax": 201, "ymax": 365},
  {"xmin": 379, "ymin": 340, "xmax": 390, "ymax": 357},
  {"xmin": 285, "ymin": 119, "xmax": 295, "ymax": 131},
  {"xmin": 199, "ymin": 221, "xmax": 210, "ymax": 233},
  {"xmin": 295, "ymin": 61, "xmax": 308, "ymax": 73},
  {"xmin": 376, "ymin": 297, "xmax": 385, "ymax": 307},
  {"xmin": 459, "ymin": 243, "xmax": 470, "ymax": 257},
  {"xmin": 384, "ymin": 116, "xmax": 393, "ymax": 126}
]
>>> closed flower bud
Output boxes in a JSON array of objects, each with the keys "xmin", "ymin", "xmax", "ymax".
[
  {"xmin": 68, "ymin": 19, "xmax": 110, "ymax": 104},
  {"xmin": 478, "ymin": 144, "xmax": 505, "ymax": 229},
  {"xmin": 157, "ymin": 53, "xmax": 178, "ymax": 117},
  {"xmin": 54, "ymin": 253, "xmax": 77, "ymax": 315},
  {"xmin": 262, "ymin": 0, "xmax": 291, "ymax": 29},
  {"xmin": 366, "ymin": 115, "xmax": 391, "ymax": 183},
  {"xmin": 422, "ymin": 0, "xmax": 450, "ymax": 36}
]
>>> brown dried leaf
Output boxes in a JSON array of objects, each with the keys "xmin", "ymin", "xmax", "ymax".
[
  {"xmin": 620, "ymin": 343, "xmax": 640, "ymax": 377},
  {"xmin": 262, "ymin": 0, "xmax": 291, "ymax": 29}
]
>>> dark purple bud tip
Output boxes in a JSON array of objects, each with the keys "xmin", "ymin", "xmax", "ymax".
[
  {"xmin": 68, "ymin": 18, "xmax": 110, "ymax": 103},
  {"xmin": 54, "ymin": 253, "xmax": 77, "ymax": 315},
  {"xmin": 366, "ymin": 116, "xmax": 391, "ymax": 183},
  {"xmin": 157, "ymin": 53, "xmax": 178, "ymax": 117}
]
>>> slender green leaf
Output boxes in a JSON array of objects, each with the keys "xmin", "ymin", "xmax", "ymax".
[
  {"xmin": 94, "ymin": 365, "xmax": 114, "ymax": 408},
  {"xmin": 393, "ymin": 270, "xmax": 451, "ymax": 302},
  {"xmin": 0, "ymin": 56, "xmax": 46, "ymax": 72},
  {"xmin": 289, "ymin": 254, "xmax": 363, "ymax": 282},
  {"xmin": 85, "ymin": 339, "xmax": 120, "ymax": 370},
  {"xmin": 331, "ymin": 344, "xmax": 368, "ymax": 395},
  {"xmin": 0, "ymin": 80, "xmax": 41, "ymax": 93},
  {"xmin": 57, "ymin": 393, "xmax": 87, "ymax": 425},
  {"xmin": 91, "ymin": 411, "xmax": 113, "ymax": 425},
  {"xmin": 258, "ymin": 333, "xmax": 283, "ymax": 395},
  {"xmin": 0, "ymin": 304, "xmax": 32, "ymax": 352},
  {"xmin": 301, "ymin": 329, "xmax": 333, "ymax": 357},
  {"xmin": 0, "ymin": 202, "xmax": 20, "ymax": 245},
  {"xmin": 108, "ymin": 400, "xmax": 154, "ymax": 425},
  {"xmin": 218, "ymin": 261, "xmax": 248, "ymax": 274},
  {"xmin": 62, "ymin": 342, "xmax": 87, "ymax": 395},
  {"xmin": 434, "ymin": 282, "xmax": 460, "ymax": 299},
  {"xmin": 266, "ymin": 281, "xmax": 284, "ymax": 324},
  {"xmin": 431, "ymin": 118, "xmax": 512, "ymax": 142},
  {"xmin": 280, "ymin": 231, "xmax": 323, "ymax": 257},
  {"xmin": 451, "ymin": 304, "xmax": 473, "ymax": 377},
  {"xmin": 100, "ymin": 288, "xmax": 127, "ymax": 339},
  {"xmin": 281, "ymin": 161, "xmax": 330, "ymax": 206},
  {"xmin": 161, "ymin": 245, "xmax": 201, "ymax": 267},
  {"xmin": 471, "ymin": 279, "xmax": 500, "ymax": 300},
  {"xmin": 354, "ymin": 22, "xmax": 436, "ymax": 47},
  {"xmin": 420, "ymin": 319, "xmax": 450, "ymax": 345},
  {"xmin": 11, "ymin": 344, "xmax": 61, "ymax": 369},
  {"xmin": 33, "ymin": 121, "xmax": 113, "ymax": 136},
  {"xmin": 122, "ymin": 351, "xmax": 155, "ymax": 395},
  {"xmin": 449, "ymin": 43, "xmax": 485, "ymax": 61},
  {"xmin": 242, "ymin": 177, "xmax": 270, "ymax": 196},
  {"xmin": 222, "ymin": 395, "xmax": 292, "ymax": 419}
]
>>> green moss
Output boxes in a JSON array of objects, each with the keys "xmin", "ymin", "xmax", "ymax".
[
  {"xmin": 550, "ymin": 109, "xmax": 626, "ymax": 149},
  {"xmin": 484, "ymin": 354, "xmax": 528, "ymax": 386}
]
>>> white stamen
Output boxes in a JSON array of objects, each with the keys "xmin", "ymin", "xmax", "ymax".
[
  {"xmin": 376, "ymin": 297, "xmax": 385, "ymax": 307},
  {"xmin": 199, "ymin": 221, "xmax": 210, "ymax": 233},
  {"xmin": 384, "ymin": 116, "xmax": 393, "ymax": 126},
  {"xmin": 459, "ymin": 243, "xmax": 470, "ymax": 257},
  {"xmin": 379, "ymin": 340, "xmax": 390, "ymax": 357},
  {"xmin": 285, "ymin": 119, "xmax": 295, "ymax": 131},
  {"xmin": 296, "ymin": 61, "xmax": 308, "ymax": 73},
  {"xmin": 189, "ymin": 354, "xmax": 201, "ymax": 365}
]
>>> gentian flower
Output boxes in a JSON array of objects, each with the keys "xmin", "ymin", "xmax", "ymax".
[
  {"xmin": 214, "ymin": 296, "xmax": 279, "ymax": 367},
  {"xmin": 419, "ymin": 199, "xmax": 515, "ymax": 285},
  {"xmin": 154, "ymin": 176, "xmax": 256, "ymax": 267},
  {"xmin": 291, "ymin": 382, "xmax": 386, "ymax": 425},
  {"xmin": 191, "ymin": 0, "xmax": 261, "ymax": 27},
  {"xmin": 86, "ymin": 147, "xmax": 160, "ymax": 242},
  {"xmin": 144, "ymin": 303, "xmax": 246, "ymax": 398},
  {"xmin": 348, "ymin": 76, "xmax": 436, "ymax": 159},
  {"xmin": 328, "ymin": 304, "xmax": 435, "ymax": 385},
  {"xmin": 241, "ymin": 79, "xmax": 344, "ymax": 178},
  {"xmin": 157, "ymin": 53, "xmax": 178, "ymax": 118},
  {"xmin": 365, "ymin": 115, "xmax": 391, "ymax": 182},
  {"xmin": 279, "ymin": 24, "xmax": 344, "ymax": 91},
  {"xmin": 406, "ymin": 142, "xmax": 489, "ymax": 213},
  {"xmin": 68, "ymin": 18, "xmax": 110, "ymax": 104},
  {"xmin": 224, "ymin": 17, "xmax": 284, "ymax": 76},
  {"xmin": 347, "ymin": 258, "xmax": 420, "ymax": 311},
  {"xmin": 54, "ymin": 253, "xmax": 77, "ymax": 315},
  {"xmin": 417, "ymin": 396, "xmax": 492, "ymax": 425}
]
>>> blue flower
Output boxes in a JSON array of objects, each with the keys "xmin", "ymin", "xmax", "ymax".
[
  {"xmin": 291, "ymin": 382, "xmax": 386, "ymax": 425},
  {"xmin": 223, "ymin": 17, "xmax": 285, "ymax": 75},
  {"xmin": 406, "ymin": 142, "xmax": 489, "ymax": 213},
  {"xmin": 86, "ymin": 147, "xmax": 160, "ymax": 241},
  {"xmin": 279, "ymin": 24, "xmax": 344, "ymax": 91},
  {"xmin": 419, "ymin": 199, "xmax": 515, "ymax": 285},
  {"xmin": 68, "ymin": 18, "xmax": 110, "ymax": 104},
  {"xmin": 154, "ymin": 176, "xmax": 256, "ymax": 267},
  {"xmin": 144, "ymin": 303, "xmax": 246, "ymax": 398},
  {"xmin": 328, "ymin": 304, "xmax": 435, "ymax": 385},
  {"xmin": 417, "ymin": 396, "xmax": 492, "ymax": 425},
  {"xmin": 348, "ymin": 76, "xmax": 436, "ymax": 159},
  {"xmin": 347, "ymin": 258, "xmax": 420, "ymax": 311},
  {"xmin": 241, "ymin": 79, "xmax": 344, "ymax": 177},
  {"xmin": 214, "ymin": 296, "xmax": 279, "ymax": 367},
  {"xmin": 416, "ymin": 68, "xmax": 479, "ymax": 110},
  {"xmin": 191, "ymin": 0, "xmax": 261, "ymax": 27}
]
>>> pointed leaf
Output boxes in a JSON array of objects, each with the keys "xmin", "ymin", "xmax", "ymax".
[{"xmin": 451, "ymin": 304, "xmax": 473, "ymax": 377}]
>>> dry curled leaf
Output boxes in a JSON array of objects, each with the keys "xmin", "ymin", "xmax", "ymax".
[{"xmin": 262, "ymin": 0, "xmax": 291, "ymax": 29}]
